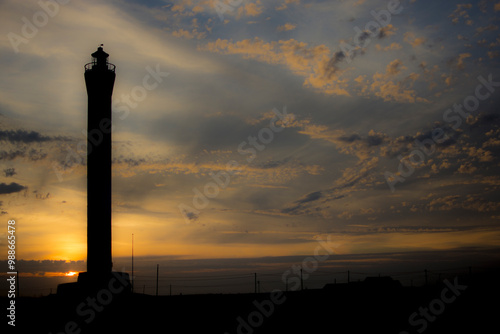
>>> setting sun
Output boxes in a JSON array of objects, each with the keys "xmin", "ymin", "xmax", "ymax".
[{"xmin": 65, "ymin": 271, "xmax": 79, "ymax": 277}]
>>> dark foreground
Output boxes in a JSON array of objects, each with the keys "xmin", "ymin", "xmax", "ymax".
[{"xmin": 5, "ymin": 270, "xmax": 500, "ymax": 334}]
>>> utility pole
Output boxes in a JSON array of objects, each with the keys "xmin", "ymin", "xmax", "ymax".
[
  {"xmin": 300, "ymin": 268, "xmax": 303, "ymax": 291},
  {"xmin": 156, "ymin": 264, "xmax": 159, "ymax": 297},
  {"xmin": 131, "ymin": 233, "xmax": 134, "ymax": 293},
  {"xmin": 254, "ymin": 273, "xmax": 257, "ymax": 294}
]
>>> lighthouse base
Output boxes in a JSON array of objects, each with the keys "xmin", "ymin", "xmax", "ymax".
[{"xmin": 57, "ymin": 271, "xmax": 131, "ymax": 298}]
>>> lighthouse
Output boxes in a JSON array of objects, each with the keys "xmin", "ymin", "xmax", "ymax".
[
  {"xmin": 84, "ymin": 45, "xmax": 115, "ymax": 278},
  {"xmin": 56, "ymin": 46, "xmax": 129, "ymax": 297}
]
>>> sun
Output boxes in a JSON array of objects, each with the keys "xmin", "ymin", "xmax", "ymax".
[{"xmin": 65, "ymin": 271, "xmax": 79, "ymax": 277}]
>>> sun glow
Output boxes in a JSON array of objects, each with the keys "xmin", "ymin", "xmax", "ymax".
[{"xmin": 65, "ymin": 271, "xmax": 79, "ymax": 277}]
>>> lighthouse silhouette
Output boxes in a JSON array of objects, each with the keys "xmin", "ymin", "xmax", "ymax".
[
  {"xmin": 57, "ymin": 46, "xmax": 129, "ymax": 295},
  {"xmin": 84, "ymin": 45, "xmax": 114, "ymax": 277}
]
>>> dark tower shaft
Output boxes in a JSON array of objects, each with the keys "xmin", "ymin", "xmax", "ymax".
[{"xmin": 84, "ymin": 46, "xmax": 115, "ymax": 277}]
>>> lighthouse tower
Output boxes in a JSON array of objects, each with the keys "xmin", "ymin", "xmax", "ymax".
[
  {"xmin": 84, "ymin": 45, "xmax": 115, "ymax": 278},
  {"xmin": 57, "ymin": 46, "xmax": 129, "ymax": 296}
]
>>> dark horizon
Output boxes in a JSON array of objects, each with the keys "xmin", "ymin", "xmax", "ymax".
[
  {"xmin": 5, "ymin": 267, "xmax": 500, "ymax": 334},
  {"xmin": 1, "ymin": 0, "xmax": 500, "ymax": 266},
  {"xmin": 2, "ymin": 246, "xmax": 499, "ymax": 297}
]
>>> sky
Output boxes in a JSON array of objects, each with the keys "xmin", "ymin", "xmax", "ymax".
[{"xmin": 0, "ymin": 0, "xmax": 500, "ymax": 295}]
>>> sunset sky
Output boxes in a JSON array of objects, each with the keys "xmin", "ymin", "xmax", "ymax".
[{"xmin": 1, "ymin": 0, "xmax": 500, "ymax": 293}]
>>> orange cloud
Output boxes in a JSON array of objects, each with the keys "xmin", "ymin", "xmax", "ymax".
[
  {"xmin": 113, "ymin": 159, "xmax": 320, "ymax": 185},
  {"xmin": 385, "ymin": 59, "xmax": 405, "ymax": 75},
  {"xmin": 237, "ymin": 1, "xmax": 264, "ymax": 18},
  {"xmin": 404, "ymin": 32, "xmax": 426, "ymax": 47},
  {"xmin": 375, "ymin": 42, "xmax": 403, "ymax": 51},
  {"xmin": 276, "ymin": 0, "xmax": 300, "ymax": 11},
  {"xmin": 368, "ymin": 60, "xmax": 427, "ymax": 103},
  {"xmin": 456, "ymin": 53, "xmax": 472, "ymax": 69},
  {"xmin": 200, "ymin": 37, "xmax": 350, "ymax": 96},
  {"xmin": 449, "ymin": 4, "xmax": 473, "ymax": 24},
  {"xmin": 172, "ymin": 28, "xmax": 207, "ymax": 39},
  {"xmin": 277, "ymin": 23, "xmax": 297, "ymax": 32}
]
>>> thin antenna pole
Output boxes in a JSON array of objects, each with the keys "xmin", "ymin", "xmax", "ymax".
[
  {"xmin": 156, "ymin": 264, "xmax": 159, "ymax": 297},
  {"xmin": 300, "ymin": 269, "xmax": 303, "ymax": 291},
  {"xmin": 131, "ymin": 233, "xmax": 134, "ymax": 293},
  {"xmin": 254, "ymin": 273, "xmax": 257, "ymax": 294}
]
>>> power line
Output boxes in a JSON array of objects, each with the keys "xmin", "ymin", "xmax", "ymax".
[{"xmin": 15, "ymin": 265, "xmax": 487, "ymax": 296}]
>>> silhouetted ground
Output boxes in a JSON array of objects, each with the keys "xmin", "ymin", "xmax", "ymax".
[{"xmin": 6, "ymin": 270, "xmax": 499, "ymax": 334}]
